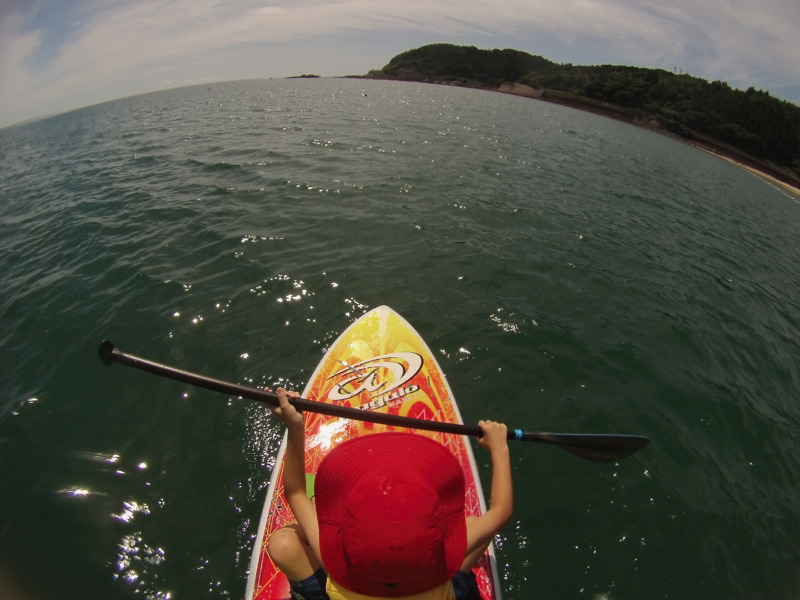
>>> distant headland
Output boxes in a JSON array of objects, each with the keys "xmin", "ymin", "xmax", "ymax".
[{"xmin": 357, "ymin": 43, "xmax": 800, "ymax": 190}]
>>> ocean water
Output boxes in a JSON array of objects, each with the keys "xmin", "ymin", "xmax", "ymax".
[{"xmin": 1, "ymin": 78, "xmax": 798, "ymax": 600}]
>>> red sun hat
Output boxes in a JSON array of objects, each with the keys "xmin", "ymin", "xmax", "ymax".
[{"xmin": 315, "ymin": 432, "xmax": 467, "ymax": 597}]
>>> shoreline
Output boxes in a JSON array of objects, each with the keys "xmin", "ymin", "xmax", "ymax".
[
  {"xmin": 496, "ymin": 83, "xmax": 800, "ymax": 197},
  {"xmin": 697, "ymin": 149, "xmax": 800, "ymax": 197},
  {"xmin": 357, "ymin": 77, "xmax": 800, "ymax": 197}
]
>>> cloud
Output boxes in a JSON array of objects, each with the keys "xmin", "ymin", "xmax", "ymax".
[
  {"xmin": 1, "ymin": 0, "xmax": 799, "ymax": 127},
  {"xmin": 684, "ymin": 1, "xmax": 800, "ymax": 89},
  {"xmin": 0, "ymin": 14, "xmax": 45, "ymax": 122}
]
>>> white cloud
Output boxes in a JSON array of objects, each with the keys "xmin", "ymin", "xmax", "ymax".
[
  {"xmin": 1, "ymin": 0, "xmax": 798, "ymax": 127},
  {"xmin": 0, "ymin": 15, "xmax": 46, "ymax": 124}
]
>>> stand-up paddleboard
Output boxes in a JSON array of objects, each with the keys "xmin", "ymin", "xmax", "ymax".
[{"xmin": 245, "ymin": 305, "xmax": 501, "ymax": 600}]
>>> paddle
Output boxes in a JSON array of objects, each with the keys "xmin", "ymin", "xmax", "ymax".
[{"xmin": 98, "ymin": 340, "xmax": 649, "ymax": 462}]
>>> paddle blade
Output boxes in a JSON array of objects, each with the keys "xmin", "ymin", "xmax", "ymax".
[
  {"xmin": 521, "ymin": 432, "xmax": 650, "ymax": 462},
  {"xmin": 99, "ymin": 339, "xmax": 116, "ymax": 366}
]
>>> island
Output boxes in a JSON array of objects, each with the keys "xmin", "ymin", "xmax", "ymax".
[{"xmin": 359, "ymin": 44, "xmax": 800, "ymax": 191}]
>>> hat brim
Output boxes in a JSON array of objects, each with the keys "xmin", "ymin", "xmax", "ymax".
[{"xmin": 316, "ymin": 432, "xmax": 467, "ymax": 597}]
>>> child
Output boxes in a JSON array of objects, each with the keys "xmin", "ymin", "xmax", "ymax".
[{"xmin": 266, "ymin": 387, "xmax": 513, "ymax": 600}]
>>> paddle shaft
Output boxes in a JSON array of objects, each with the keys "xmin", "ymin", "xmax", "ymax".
[{"xmin": 98, "ymin": 340, "xmax": 649, "ymax": 461}]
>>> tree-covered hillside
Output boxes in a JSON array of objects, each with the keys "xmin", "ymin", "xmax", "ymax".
[
  {"xmin": 378, "ymin": 44, "xmax": 554, "ymax": 85},
  {"xmin": 367, "ymin": 44, "xmax": 800, "ymax": 184}
]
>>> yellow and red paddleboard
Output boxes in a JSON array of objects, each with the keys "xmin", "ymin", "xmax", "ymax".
[{"xmin": 245, "ymin": 305, "xmax": 501, "ymax": 600}]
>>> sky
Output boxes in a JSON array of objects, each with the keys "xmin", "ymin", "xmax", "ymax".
[{"xmin": 1, "ymin": 0, "xmax": 799, "ymax": 128}]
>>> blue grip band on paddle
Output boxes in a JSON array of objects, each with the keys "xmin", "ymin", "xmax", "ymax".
[{"xmin": 514, "ymin": 429, "xmax": 524, "ymax": 441}]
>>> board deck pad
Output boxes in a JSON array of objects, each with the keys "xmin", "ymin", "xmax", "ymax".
[{"xmin": 246, "ymin": 306, "xmax": 500, "ymax": 599}]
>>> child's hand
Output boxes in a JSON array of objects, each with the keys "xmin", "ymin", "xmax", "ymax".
[
  {"xmin": 269, "ymin": 387, "xmax": 304, "ymax": 428},
  {"xmin": 477, "ymin": 420, "xmax": 509, "ymax": 452}
]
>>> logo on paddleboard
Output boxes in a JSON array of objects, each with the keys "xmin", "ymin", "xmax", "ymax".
[{"xmin": 327, "ymin": 352, "xmax": 422, "ymax": 409}]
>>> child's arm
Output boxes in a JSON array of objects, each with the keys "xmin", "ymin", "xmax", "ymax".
[
  {"xmin": 466, "ymin": 420, "xmax": 513, "ymax": 555},
  {"xmin": 272, "ymin": 388, "xmax": 322, "ymax": 562}
]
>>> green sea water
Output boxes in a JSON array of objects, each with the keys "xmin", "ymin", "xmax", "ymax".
[{"xmin": 1, "ymin": 78, "xmax": 798, "ymax": 600}]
